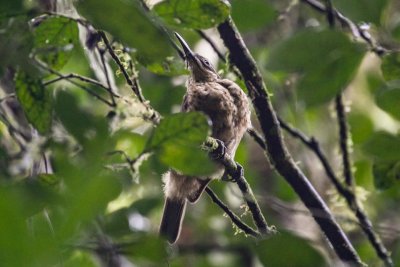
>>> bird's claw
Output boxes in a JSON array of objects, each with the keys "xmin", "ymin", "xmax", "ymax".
[
  {"xmin": 221, "ymin": 163, "xmax": 244, "ymax": 182},
  {"xmin": 210, "ymin": 139, "xmax": 226, "ymax": 160}
]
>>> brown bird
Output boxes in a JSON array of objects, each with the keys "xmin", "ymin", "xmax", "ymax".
[{"xmin": 159, "ymin": 32, "xmax": 251, "ymax": 243}]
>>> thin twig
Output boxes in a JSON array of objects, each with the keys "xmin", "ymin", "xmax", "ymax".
[
  {"xmin": 99, "ymin": 31, "xmax": 160, "ymax": 124},
  {"xmin": 247, "ymin": 128, "xmax": 267, "ymax": 151},
  {"xmin": 195, "ymin": 30, "xmax": 243, "ymax": 79},
  {"xmin": 204, "ymin": 137, "xmax": 275, "ymax": 236},
  {"xmin": 335, "ymin": 94, "xmax": 353, "ymax": 187},
  {"xmin": 98, "ymin": 31, "xmax": 145, "ymax": 103},
  {"xmin": 278, "ymin": 118, "xmax": 393, "ymax": 267},
  {"xmin": 35, "ymin": 60, "xmax": 115, "ymax": 106},
  {"xmin": 196, "ymin": 30, "xmax": 226, "ymax": 62},
  {"xmin": 205, "ymin": 187, "xmax": 260, "ymax": 238},
  {"xmin": 98, "ymin": 47, "xmax": 117, "ymax": 106},
  {"xmin": 300, "ymin": 0, "xmax": 386, "ymax": 55}
]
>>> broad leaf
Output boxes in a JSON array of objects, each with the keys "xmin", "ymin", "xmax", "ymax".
[
  {"xmin": 154, "ymin": 0, "xmax": 231, "ymax": 29},
  {"xmin": 33, "ymin": 15, "xmax": 79, "ymax": 70},
  {"xmin": 14, "ymin": 71, "xmax": 53, "ymax": 134},
  {"xmin": 0, "ymin": 0, "xmax": 23, "ymax": 16},
  {"xmin": 373, "ymin": 161, "xmax": 400, "ymax": 190},
  {"xmin": 76, "ymin": 0, "xmax": 173, "ymax": 66},
  {"xmin": 231, "ymin": 0, "xmax": 276, "ymax": 32},
  {"xmin": 381, "ymin": 52, "xmax": 400, "ymax": 81},
  {"xmin": 267, "ymin": 29, "xmax": 365, "ymax": 106},
  {"xmin": 0, "ymin": 18, "xmax": 33, "ymax": 75},
  {"xmin": 376, "ymin": 86, "xmax": 400, "ymax": 120},
  {"xmin": 147, "ymin": 112, "xmax": 216, "ymax": 175},
  {"xmin": 147, "ymin": 112, "xmax": 210, "ymax": 149},
  {"xmin": 363, "ymin": 131, "xmax": 400, "ymax": 161},
  {"xmin": 255, "ymin": 231, "xmax": 325, "ymax": 267},
  {"xmin": 332, "ymin": 0, "xmax": 388, "ymax": 26}
]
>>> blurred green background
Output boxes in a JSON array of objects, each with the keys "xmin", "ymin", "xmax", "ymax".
[{"xmin": 1, "ymin": 0, "xmax": 400, "ymax": 266}]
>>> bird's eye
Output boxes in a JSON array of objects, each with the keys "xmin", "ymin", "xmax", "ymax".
[{"xmin": 203, "ymin": 59, "xmax": 210, "ymax": 66}]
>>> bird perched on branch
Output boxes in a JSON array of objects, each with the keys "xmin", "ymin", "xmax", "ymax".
[{"xmin": 159, "ymin": 32, "xmax": 251, "ymax": 243}]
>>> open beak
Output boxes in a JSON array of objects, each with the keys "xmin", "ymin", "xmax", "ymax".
[{"xmin": 174, "ymin": 32, "xmax": 196, "ymax": 64}]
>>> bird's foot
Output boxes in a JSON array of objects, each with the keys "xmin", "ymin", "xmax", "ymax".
[
  {"xmin": 210, "ymin": 139, "xmax": 226, "ymax": 160},
  {"xmin": 221, "ymin": 163, "xmax": 244, "ymax": 182}
]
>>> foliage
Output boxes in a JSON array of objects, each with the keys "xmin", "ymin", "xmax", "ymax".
[{"xmin": 0, "ymin": 0, "xmax": 400, "ymax": 266}]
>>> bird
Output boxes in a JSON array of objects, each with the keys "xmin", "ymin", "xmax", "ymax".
[{"xmin": 159, "ymin": 32, "xmax": 251, "ymax": 244}]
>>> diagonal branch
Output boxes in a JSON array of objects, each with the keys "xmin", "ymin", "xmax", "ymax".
[
  {"xmin": 205, "ymin": 187, "xmax": 260, "ymax": 238},
  {"xmin": 203, "ymin": 137, "xmax": 276, "ymax": 236},
  {"xmin": 217, "ymin": 17, "xmax": 364, "ymax": 266},
  {"xmin": 300, "ymin": 0, "xmax": 386, "ymax": 55},
  {"xmin": 335, "ymin": 94, "xmax": 354, "ymax": 187},
  {"xmin": 279, "ymin": 118, "xmax": 393, "ymax": 267}
]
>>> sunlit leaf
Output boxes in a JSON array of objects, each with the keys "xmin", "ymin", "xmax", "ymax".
[
  {"xmin": 267, "ymin": 29, "xmax": 365, "ymax": 106},
  {"xmin": 147, "ymin": 112, "xmax": 210, "ymax": 149},
  {"xmin": 33, "ymin": 15, "xmax": 79, "ymax": 70},
  {"xmin": 154, "ymin": 0, "xmax": 231, "ymax": 29},
  {"xmin": 64, "ymin": 251, "xmax": 98, "ymax": 267},
  {"xmin": 14, "ymin": 71, "xmax": 53, "ymax": 134},
  {"xmin": 147, "ymin": 112, "xmax": 216, "ymax": 175},
  {"xmin": 159, "ymin": 141, "xmax": 216, "ymax": 175}
]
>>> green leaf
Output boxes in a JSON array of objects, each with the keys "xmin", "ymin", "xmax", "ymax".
[
  {"xmin": 147, "ymin": 112, "xmax": 216, "ymax": 175},
  {"xmin": 376, "ymin": 86, "xmax": 400, "ymax": 120},
  {"xmin": 159, "ymin": 141, "xmax": 216, "ymax": 175},
  {"xmin": 381, "ymin": 52, "xmax": 400, "ymax": 81},
  {"xmin": 76, "ymin": 0, "xmax": 173, "ymax": 65},
  {"xmin": 33, "ymin": 15, "xmax": 79, "ymax": 70},
  {"xmin": 267, "ymin": 29, "xmax": 365, "ymax": 106},
  {"xmin": 231, "ymin": 0, "xmax": 277, "ymax": 32},
  {"xmin": 0, "ymin": 0, "xmax": 24, "ymax": 16},
  {"xmin": 373, "ymin": 161, "xmax": 400, "ymax": 190},
  {"xmin": 0, "ymin": 18, "xmax": 33, "ymax": 75},
  {"xmin": 154, "ymin": 0, "xmax": 231, "ymax": 29},
  {"xmin": 348, "ymin": 112, "xmax": 374, "ymax": 145},
  {"xmin": 332, "ymin": 0, "xmax": 388, "ymax": 26},
  {"xmin": 124, "ymin": 235, "xmax": 167, "ymax": 264},
  {"xmin": 64, "ymin": 251, "xmax": 98, "ymax": 267},
  {"xmin": 255, "ymin": 231, "xmax": 325, "ymax": 267},
  {"xmin": 144, "ymin": 56, "xmax": 187, "ymax": 76},
  {"xmin": 147, "ymin": 112, "xmax": 210, "ymax": 149},
  {"xmin": 363, "ymin": 131, "xmax": 400, "ymax": 161},
  {"xmin": 14, "ymin": 71, "xmax": 53, "ymax": 134}
]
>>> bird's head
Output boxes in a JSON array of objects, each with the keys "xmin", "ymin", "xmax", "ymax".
[{"xmin": 175, "ymin": 32, "xmax": 219, "ymax": 82}]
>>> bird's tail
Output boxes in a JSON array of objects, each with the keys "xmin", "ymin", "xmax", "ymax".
[{"xmin": 159, "ymin": 197, "xmax": 187, "ymax": 244}]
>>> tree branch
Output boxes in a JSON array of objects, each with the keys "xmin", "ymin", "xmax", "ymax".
[
  {"xmin": 99, "ymin": 31, "xmax": 160, "ymax": 124},
  {"xmin": 35, "ymin": 60, "xmax": 115, "ymax": 106},
  {"xmin": 203, "ymin": 137, "xmax": 276, "ymax": 236},
  {"xmin": 217, "ymin": 17, "xmax": 364, "ymax": 265},
  {"xmin": 300, "ymin": 0, "xmax": 386, "ymax": 55},
  {"xmin": 278, "ymin": 118, "xmax": 393, "ymax": 267},
  {"xmin": 335, "ymin": 94, "xmax": 354, "ymax": 187},
  {"xmin": 98, "ymin": 31, "xmax": 145, "ymax": 103},
  {"xmin": 204, "ymin": 187, "xmax": 260, "ymax": 238}
]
